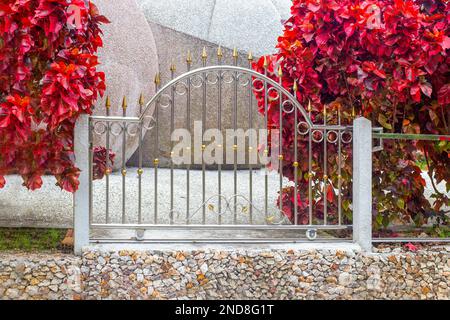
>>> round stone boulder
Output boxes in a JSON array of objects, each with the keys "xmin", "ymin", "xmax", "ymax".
[
  {"xmin": 136, "ymin": 0, "xmax": 291, "ymax": 56},
  {"xmin": 93, "ymin": 0, "xmax": 159, "ymax": 169}
]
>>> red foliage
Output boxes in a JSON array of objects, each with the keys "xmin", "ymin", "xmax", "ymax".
[
  {"xmin": 0, "ymin": 0, "xmax": 109, "ymax": 192},
  {"xmin": 253, "ymin": 0, "xmax": 449, "ymax": 228}
]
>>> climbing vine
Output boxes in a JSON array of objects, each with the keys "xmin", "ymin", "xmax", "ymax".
[
  {"xmin": 0, "ymin": 0, "xmax": 108, "ymax": 192},
  {"xmin": 253, "ymin": 0, "xmax": 449, "ymax": 230}
]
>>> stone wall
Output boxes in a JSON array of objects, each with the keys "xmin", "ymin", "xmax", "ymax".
[{"xmin": 0, "ymin": 247, "xmax": 448, "ymax": 300}]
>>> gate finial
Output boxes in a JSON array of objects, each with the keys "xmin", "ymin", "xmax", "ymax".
[
  {"xmin": 263, "ymin": 55, "xmax": 269, "ymax": 68},
  {"xmin": 122, "ymin": 96, "xmax": 127, "ymax": 110},
  {"xmin": 217, "ymin": 46, "xmax": 223, "ymax": 60},
  {"xmin": 293, "ymin": 81, "xmax": 298, "ymax": 92},
  {"xmin": 247, "ymin": 51, "xmax": 253, "ymax": 62},
  {"xmin": 139, "ymin": 93, "xmax": 145, "ymax": 107},
  {"xmin": 105, "ymin": 96, "xmax": 111, "ymax": 109},
  {"xmin": 154, "ymin": 73, "xmax": 161, "ymax": 86},
  {"xmin": 186, "ymin": 50, "xmax": 192, "ymax": 65},
  {"xmin": 201, "ymin": 46, "xmax": 207, "ymax": 61},
  {"xmin": 278, "ymin": 66, "xmax": 283, "ymax": 77},
  {"xmin": 170, "ymin": 60, "xmax": 176, "ymax": 72}
]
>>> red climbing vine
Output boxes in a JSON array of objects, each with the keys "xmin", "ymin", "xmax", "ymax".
[
  {"xmin": 0, "ymin": 0, "xmax": 109, "ymax": 192},
  {"xmin": 253, "ymin": 0, "xmax": 449, "ymax": 230}
]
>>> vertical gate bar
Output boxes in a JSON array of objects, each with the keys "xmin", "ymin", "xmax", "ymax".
[
  {"xmin": 323, "ymin": 106, "xmax": 328, "ymax": 225},
  {"xmin": 186, "ymin": 52, "xmax": 192, "ymax": 224},
  {"xmin": 201, "ymin": 47, "xmax": 207, "ymax": 224},
  {"xmin": 137, "ymin": 94, "xmax": 144, "ymax": 224},
  {"xmin": 233, "ymin": 48, "xmax": 238, "ymax": 223},
  {"xmin": 337, "ymin": 106, "xmax": 342, "ymax": 225},
  {"xmin": 293, "ymin": 82, "xmax": 298, "ymax": 225},
  {"xmin": 217, "ymin": 47, "xmax": 223, "ymax": 225},
  {"xmin": 170, "ymin": 62, "xmax": 176, "ymax": 224},
  {"xmin": 278, "ymin": 66, "xmax": 283, "ymax": 220},
  {"xmin": 154, "ymin": 73, "xmax": 161, "ymax": 224},
  {"xmin": 105, "ymin": 97, "xmax": 111, "ymax": 224},
  {"xmin": 121, "ymin": 97, "xmax": 127, "ymax": 224},
  {"xmin": 308, "ymin": 100, "xmax": 313, "ymax": 225},
  {"xmin": 263, "ymin": 57, "xmax": 269, "ymax": 219},
  {"xmin": 247, "ymin": 52, "xmax": 254, "ymax": 224}
]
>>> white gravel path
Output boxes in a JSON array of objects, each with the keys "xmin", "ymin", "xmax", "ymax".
[{"xmin": 0, "ymin": 169, "xmax": 447, "ymax": 228}]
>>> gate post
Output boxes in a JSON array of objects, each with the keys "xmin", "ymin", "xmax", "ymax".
[
  {"xmin": 353, "ymin": 117, "xmax": 372, "ymax": 252},
  {"xmin": 73, "ymin": 114, "xmax": 90, "ymax": 255}
]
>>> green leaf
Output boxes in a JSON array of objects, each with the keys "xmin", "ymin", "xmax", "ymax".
[
  {"xmin": 396, "ymin": 198, "xmax": 405, "ymax": 210},
  {"xmin": 376, "ymin": 214, "xmax": 383, "ymax": 226},
  {"xmin": 378, "ymin": 114, "xmax": 392, "ymax": 130},
  {"xmin": 342, "ymin": 199, "xmax": 350, "ymax": 211}
]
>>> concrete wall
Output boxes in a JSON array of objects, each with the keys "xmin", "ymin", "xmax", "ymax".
[{"xmin": 1, "ymin": 246, "xmax": 448, "ymax": 300}]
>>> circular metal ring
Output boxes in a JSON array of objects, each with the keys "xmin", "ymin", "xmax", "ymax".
[
  {"xmin": 281, "ymin": 100, "xmax": 295, "ymax": 114},
  {"xmin": 327, "ymin": 130, "xmax": 339, "ymax": 144},
  {"xmin": 297, "ymin": 121, "xmax": 310, "ymax": 135},
  {"xmin": 142, "ymin": 115, "xmax": 156, "ymax": 130},
  {"xmin": 110, "ymin": 122, "xmax": 124, "ymax": 136},
  {"xmin": 175, "ymin": 81, "xmax": 188, "ymax": 96},
  {"xmin": 206, "ymin": 71, "xmax": 219, "ymax": 85},
  {"xmin": 221, "ymin": 70, "xmax": 235, "ymax": 84},
  {"xmin": 157, "ymin": 94, "xmax": 172, "ymax": 109},
  {"xmin": 126, "ymin": 123, "xmax": 140, "ymax": 136},
  {"xmin": 190, "ymin": 74, "xmax": 204, "ymax": 88},
  {"xmin": 93, "ymin": 121, "xmax": 107, "ymax": 135},
  {"xmin": 135, "ymin": 229, "xmax": 145, "ymax": 241},
  {"xmin": 237, "ymin": 73, "xmax": 250, "ymax": 87},
  {"xmin": 306, "ymin": 228, "xmax": 317, "ymax": 241},
  {"xmin": 267, "ymin": 86, "xmax": 280, "ymax": 101},
  {"xmin": 252, "ymin": 78, "xmax": 265, "ymax": 93},
  {"xmin": 312, "ymin": 129, "xmax": 324, "ymax": 143},
  {"xmin": 341, "ymin": 130, "xmax": 353, "ymax": 144}
]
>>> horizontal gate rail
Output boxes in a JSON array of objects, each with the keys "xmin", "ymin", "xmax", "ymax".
[{"xmin": 373, "ymin": 132, "xmax": 450, "ymax": 141}]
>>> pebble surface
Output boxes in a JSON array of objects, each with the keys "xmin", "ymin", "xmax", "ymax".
[{"xmin": 0, "ymin": 247, "xmax": 448, "ymax": 300}]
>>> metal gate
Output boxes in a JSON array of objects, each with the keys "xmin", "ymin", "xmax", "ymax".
[{"xmin": 88, "ymin": 49, "xmax": 354, "ymax": 242}]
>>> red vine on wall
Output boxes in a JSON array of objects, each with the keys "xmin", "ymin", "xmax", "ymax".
[
  {"xmin": 0, "ymin": 0, "xmax": 109, "ymax": 192},
  {"xmin": 253, "ymin": 0, "xmax": 449, "ymax": 230}
]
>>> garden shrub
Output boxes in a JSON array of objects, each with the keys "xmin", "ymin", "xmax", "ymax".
[
  {"xmin": 0, "ymin": 0, "xmax": 108, "ymax": 192},
  {"xmin": 253, "ymin": 0, "xmax": 449, "ymax": 230}
]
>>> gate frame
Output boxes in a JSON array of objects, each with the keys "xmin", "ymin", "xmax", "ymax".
[{"xmin": 73, "ymin": 65, "xmax": 373, "ymax": 254}]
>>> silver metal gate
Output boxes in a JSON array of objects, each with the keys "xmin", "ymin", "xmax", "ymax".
[{"xmin": 88, "ymin": 48, "xmax": 354, "ymax": 242}]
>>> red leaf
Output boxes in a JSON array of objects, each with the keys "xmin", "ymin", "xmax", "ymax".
[
  {"xmin": 24, "ymin": 174, "xmax": 43, "ymax": 191},
  {"xmin": 326, "ymin": 184, "xmax": 334, "ymax": 203},
  {"xmin": 403, "ymin": 243, "xmax": 418, "ymax": 252},
  {"xmin": 420, "ymin": 82, "xmax": 432, "ymax": 98},
  {"xmin": 0, "ymin": 176, "xmax": 5, "ymax": 188}
]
